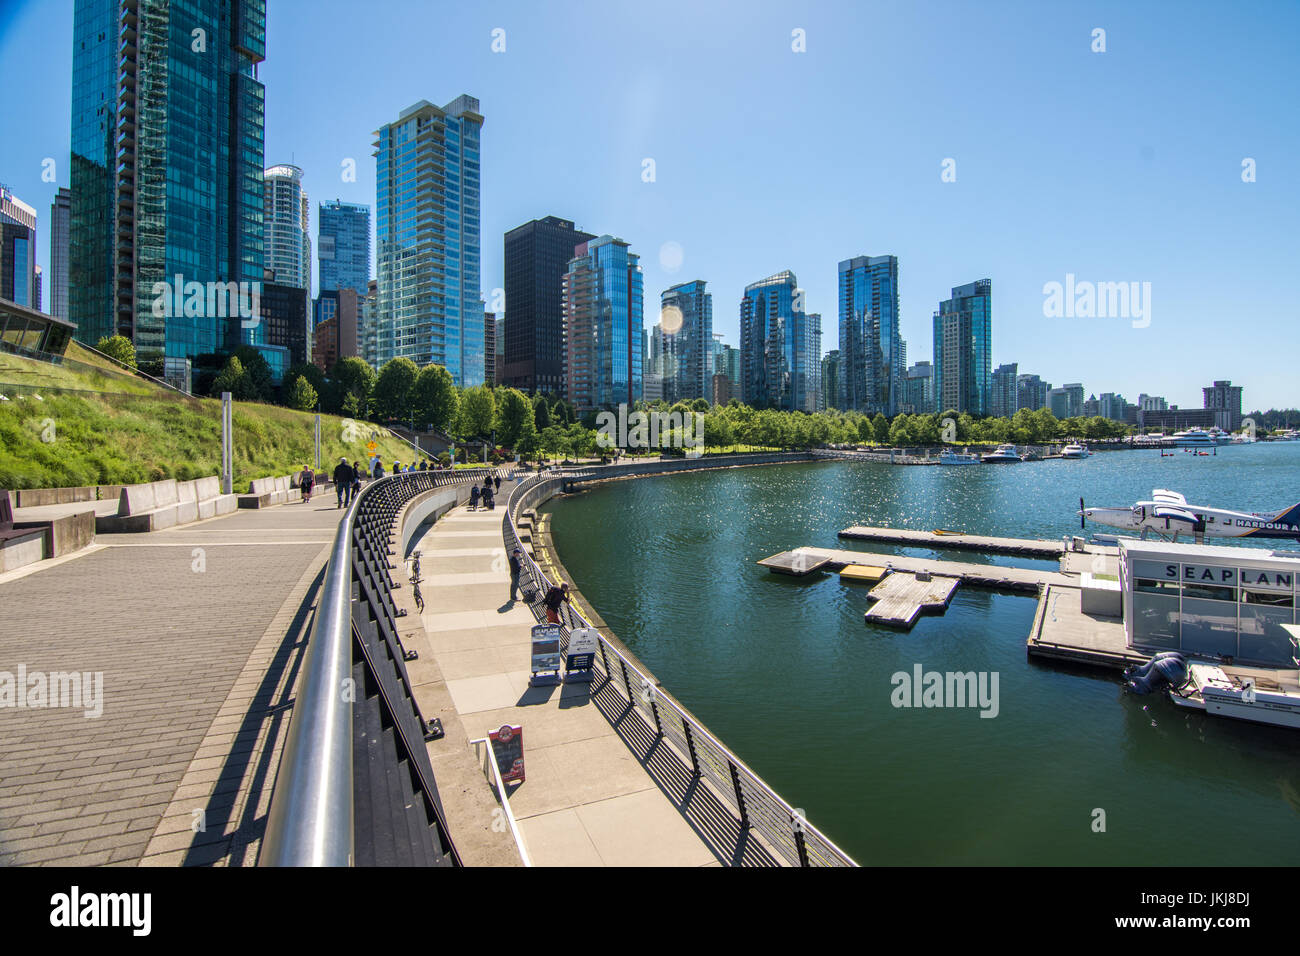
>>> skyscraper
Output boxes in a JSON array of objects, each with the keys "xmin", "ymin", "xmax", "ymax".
[
  {"xmin": 1016, "ymin": 373, "xmax": 1050, "ymax": 412},
  {"xmin": 502, "ymin": 216, "xmax": 595, "ymax": 395},
  {"xmin": 562, "ymin": 236, "xmax": 643, "ymax": 412},
  {"xmin": 902, "ymin": 361, "xmax": 934, "ymax": 414},
  {"xmin": 318, "ymin": 199, "xmax": 371, "ymax": 297},
  {"xmin": 838, "ymin": 255, "xmax": 901, "ymax": 415},
  {"xmin": 658, "ymin": 279, "xmax": 714, "ymax": 402},
  {"xmin": 49, "ymin": 187, "xmax": 71, "ymax": 321},
  {"xmin": 264, "ymin": 165, "xmax": 310, "ymax": 290},
  {"xmin": 0, "ymin": 187, "xmax": 37, "ymax": 308},
  {"xmin": 1203, "ymin": 380, "xmax": 1243, "ymax": 431},
  {"xmin": 70, "ymin": 0, "xmax": 267, "ymax": 358},
  {"xmin": 374, "ymin": 96, "xmax": 484, "ymax": 384},
  {"xmin": 803, "ymin": 312, "xmax": 822, "ymax": 413},
  {"xmin": 990, "ymin": 362, "xmax": 1019, "ymax": 418},
  {"xmin": 821, "ymin": 350, "xmax": 842, "ymax": 412},
  {"xmin": 932, "ymin": 279, "xmax": 992, "ymax": 415},
  {"xmin": 739, "ymin": 270, "xmax": 813, "ymax": 411}
]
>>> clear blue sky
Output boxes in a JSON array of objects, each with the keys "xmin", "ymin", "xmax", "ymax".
[{"xmin": 2, "ymin": 0, "xmax": 1297, "ymax": 409}]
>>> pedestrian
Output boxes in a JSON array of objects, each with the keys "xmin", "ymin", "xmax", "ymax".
[
  {"xmin": 393, "ymin": 460, "xmax": 401, "ymax": 475},
  {"xmin": 299, "ymin": 464, "xmax": 315, "ymax": 503},
  {"xmin": 350, "ymin": 470, "xmax": 361, "ymax": 505},
  {"xmin": 419, "ymin": 459, "xmax": 427, "ymax": 472},
  {"xmin": 372, "ymin": 459, "xmax": 385, "ymax": 479},
  {"xmin": 508, "ymin": 548, "xmax": 523, "ymax": 602},
  {"xmin": 469, "ymin": 484, "xmax": 480, "ymax": 511},
  {"xmin": 483, "ymin": 486, "xmax": 495, "ymax": 510},
  {"xmin": 332, "ymin": 457, "xmax": 354, "ymax": 509},
  {"xmin": 493, "ymin": 473, "xmax": 501, "ymax": 493},
  {"xmin": 544, "ymin": 582, "xmax": 571, "ymax": 624}
]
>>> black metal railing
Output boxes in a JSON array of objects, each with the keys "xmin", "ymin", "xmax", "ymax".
[
  {"xmin": 502, "ymin": 472, "xmax": 857, "ymax": 867},
  {"xmin": 261, "ymin": 467, "xmax": 499, "ymax": 866}
]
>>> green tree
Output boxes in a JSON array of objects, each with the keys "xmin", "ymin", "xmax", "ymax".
[
  {"xmin": 373, "ymin": 357, "xmax": 419, "ymax": 421},
  {"xmin": 532, "ymin": 393, "xmax": 552, "ymax": 430},
  {"xmin": 456, "ymin": 384, "xmax": 497, "ymax": 438},
  {"xmin": 97, "ymin": 334, "xmax": 137, "ymax": 369},
  {"xmin": 231, "ymin": 345, "xmax": 274, "ymax": 402},
  {"xmin": 286, "ymin": 374, "xmax": 318, "ymax": 411},
  {"xmin": 412, "ymin": 363, "xmax": 458, "ymax": 433},
  {"xmin": 494, "ymin": 387, "xmax": 536, "ymax": 449},
  {"xmin": 212, "ymin": 356, "xmax": 257, "ymax": 400},
  {"xmin": 332, "ymin": 357, "xmax": 375, "ymax": 418},
  {"xmin": 871, "ymin": 413, "xmax": 889, "ymax": 444},
  {"xmin": 284, "ymin": 362, "xmax": 326, "ymax": 404}
]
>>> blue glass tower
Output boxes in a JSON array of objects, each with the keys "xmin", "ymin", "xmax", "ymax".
[
  {"xmin": 318, "ymin": 199, "xmax": 371, "ymax": 298},
  {"xmin": 932, "ymin": 279, "xmax": 992, "ymax": 415},
  {"xmin": 374, "ymin": 96, "xmax": 484, "ymax": 385},
  {"xmin": 562, "ymin": 236, "xmax": 643, "ymax": 411},
  {"xmin": 658, "ymin": 279, "xmax": 713, "ymax": 402},
  {"xmin": 838, "ymin": 254, "xmax": 901, "ymax": 415},
  {"xmin": 739, "ymin": 270, "xmax": 812, "ymax": 411}
]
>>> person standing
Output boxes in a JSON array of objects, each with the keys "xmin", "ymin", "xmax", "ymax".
[
  {"xmin": 493, "ymin": 473, "xmax": 502, "ymax": 494},
  {"xmin": 332, "ymin": 457, "xmax": 354, "ymax": 509},
  {"xmin": 508, "ymin": 548, "xmax": 523, "ymax": 602},
  {"xmin": 544, "ymin": 583, "xmax": 571, "ymax": 624},
  {"xmin": 299, "ymin": 465, "xmax": 315, "ymax": 503},
  {"xmin": 372, "ymin": 459, "xmax": 385, "ymax": 479},
  {"xmin": 469, "ymin": 484, "xmax": 480, "ymax": 511}
]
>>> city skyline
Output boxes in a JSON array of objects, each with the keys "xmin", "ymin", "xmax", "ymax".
[{"xmin": 1, "ymin": 0, "xmax": 1298, "ymax": 408}]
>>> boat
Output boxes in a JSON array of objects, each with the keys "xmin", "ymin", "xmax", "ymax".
[
  {"xmin": 1061, "ymin": 443, "xmax": 1089, "ymax": 459},
  {"xmin": 1171, "ymin": 427, "xmax": 1229, "ymax": 448},
  {"xmin": 938, "ymin": 449, "xmax": 980, "ymax": 465},
  {"xmin": 1170, "ymin": 661, "xmax": 1300, "ymax": 730},
  {"xmin": 980, "ymin": 444, "xmax": 1021, "ymax": 464}
]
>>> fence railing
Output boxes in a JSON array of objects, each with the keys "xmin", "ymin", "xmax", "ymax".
[
  {"xmin": 502, "ymin": 473, "xmax": 857, "ymax": 867},
  {"xmin": 261, "ymin": 467, "xmax": 500, "ymax": 867}
]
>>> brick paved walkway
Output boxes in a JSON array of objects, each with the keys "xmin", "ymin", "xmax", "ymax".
[{"xmin": 0, "ymin": 496, "xmax": 348, "ymax": 866}]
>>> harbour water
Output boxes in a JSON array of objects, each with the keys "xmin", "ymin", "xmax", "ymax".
[{"xmin": 543, "ymin": 443, "xmax": 1300, "ymax": 864}]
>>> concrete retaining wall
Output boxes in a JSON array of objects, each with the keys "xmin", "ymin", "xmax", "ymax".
[{"xmin": 13, "ymin": 486, "xmax": 98, "ymax": 508}]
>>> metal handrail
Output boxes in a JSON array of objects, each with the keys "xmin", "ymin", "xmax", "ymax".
[
  {"xmin": 502, "ymin": 473, "xmax": 858, "ymax": 867},
  {"xmin": 469, "ymin": 737, "xmax": 532, "ymax": 867},
  {"xmin": 261, "ymin": 467, "xmax": 499, "ymax": 866}
]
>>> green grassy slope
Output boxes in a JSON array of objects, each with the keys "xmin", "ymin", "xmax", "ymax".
[{"xmin": 0, "ymin": 345, "xmax": 422, "ymax": 489}]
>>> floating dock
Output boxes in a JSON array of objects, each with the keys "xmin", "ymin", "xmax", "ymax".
[
  {"xmin": 1025, "ymin": 584, "xmax": 1142, "ymax": 669},
  {"xmin": 758, "ymin": 546, "xmax": 1071, "ymax": 593},
  {"xmin": 838, "ymin": 526, "xmax": 1075, "ymax": 559},
  {"xmin": 864, "ymin": 572, "xmax": 959, "ymax": 628}
]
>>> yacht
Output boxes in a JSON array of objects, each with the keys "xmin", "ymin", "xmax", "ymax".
[
  {"xmin": 938, "ymin": 449, "xmax": 980, "ymax": 465},
  {"xmin": 1172, "ymin": 427, "xmax": 1227, "ymax": 447},
  {"xmin": 1061, "ymin": 443, "xmax": 1089, "ymax": 459},
  {"xmin": 980, "ymin": 444, "xmax": 1021, "ymax": 464}
]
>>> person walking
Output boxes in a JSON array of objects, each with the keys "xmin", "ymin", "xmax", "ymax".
[
  {"xmin": 508, "ymin": 548, "xmax": 523, "ymax": 603},
  {"xmin": 372, "ymin": 459, "xmax": 385, "ymax": 479},
  {"xmin": 299, "ymin": 465, "xmax": 315, "ymax": 503},
  {"xmin": 483, "ymin": 485, "xmax": 494, "ymax": 510},
  {"xmin": 493, "ymin": 473, "xmax": 501, "ymax": 494},
  {"xmin": 544, "ymin": 582, "xmax": 571, "ymax": 624},
  {"xmin": 349, "ymin": 469, "xmax": 361, "ymax": 506},
  {"xmin": 332, "ymin": 457, "xmax": 354, "ymax": 509},
  {"xmin": 469, "ymin": 484, "xmax": 480, "ymax": 511}
]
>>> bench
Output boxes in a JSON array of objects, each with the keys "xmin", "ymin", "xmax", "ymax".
[
  {"xmin": 96, "ymin": 476, "xmax": 238, "ymax": 533},
  {"xmin": 0, "ymin": 489, "xmax": 50, "ymax": 573},
  {"xmin": 237, "ymin": 474, "xmax": 303, "ymax": 509}
]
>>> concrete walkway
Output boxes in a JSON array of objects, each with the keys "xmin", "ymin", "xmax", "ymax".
[
  {"xmin": 0, "ymin": 490, "xmax": 350, "ymax": 866},
  {"xmin": 409, "ymin": 499, "xmax": 722, "ymax": 867}
]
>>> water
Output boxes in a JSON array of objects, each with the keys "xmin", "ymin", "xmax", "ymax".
[{"xmin": 544, "ymin": 443, "xmax": 1300, "ymax": 864}]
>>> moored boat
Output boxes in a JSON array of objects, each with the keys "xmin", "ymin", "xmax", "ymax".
[{"xmin": 980, "ymin": 444, "xmax": 1021, "ymax": 464}]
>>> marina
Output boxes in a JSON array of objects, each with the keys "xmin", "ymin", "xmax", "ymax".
[{"xmin": 863, "ymin": 572, "xmax": 960, "ymax": 628}]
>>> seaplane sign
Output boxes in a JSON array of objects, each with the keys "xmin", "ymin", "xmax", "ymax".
[{"xmin": 1078, "ymin": 489, "xmax": 1300, "ymax": 541}]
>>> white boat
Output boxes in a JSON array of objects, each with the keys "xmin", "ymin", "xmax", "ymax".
[
  {"xmin": 1171, "ymin": 427, "xmax": 1223, "ymax": 447},
  {"xmin": 938, "ymin": 449, "xmax": 980, "ymax": 465},
  {"xmin": 1061, "ymin": 443, "xmax": 1089, "ymax": 459},
  {"xmin": 980, "ymin": 444, "xmax": 1021, "ymax": 464},
  {"xmin": 1170, "ymin": 661, "xmax": 1300, "ymax": 730}
]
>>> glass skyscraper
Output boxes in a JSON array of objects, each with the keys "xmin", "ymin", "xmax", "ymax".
[
  {"xmin": 739, "ymin": 270, "xmax": 814, "ymax": 411},
  {"xmin": 838, "ymin": 254, "xmax": 901, "ymax": 416},
  {"xmin": 562, "ymin": 236, "xmax": 643, "ymax": 412},
  {"xmin": 70, "ymin": 0, "xmax": 267, "ymax": 359},
  {"xmin": 264, "ymin": 164, "xmax": 310, "ymax": 290},
  {"xmin": 318, "ymin": 199, "xmax": 371, "ymax": 298},
  {"xmin": 373, "ymin": 96, "xmax": 483, "ymax": 385},
  {"xmin": 50, "ymin": 188, "xmax": 71, "ymax": 321},
  {"xmin": 932, "ymin": 279, "xmax": 992, "ymax": 415},
  {"xmin": 0, "ymin": 188, "xmax": 38, "ymax": 309},
  {"xmin": 658, "ymin": 279, "xmax": 713, "ymax": 403}
]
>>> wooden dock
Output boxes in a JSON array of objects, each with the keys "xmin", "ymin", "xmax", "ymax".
[
  {"xmin": 1025, "ymin": 584, "xmax": 1142, "ymax": 670},
  {"xmin": 759, "ymin": 546, "xmax": 1072, "ymax": 593},
  {"xmin": 838, "ymin": 526, "xmax": 1071, "ymax": 558},
  {"xmin": 864, "ymin": 572, "xmax": 959, "ymax": 628}
]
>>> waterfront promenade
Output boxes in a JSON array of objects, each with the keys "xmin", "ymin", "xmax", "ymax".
[
  {"xmin": 0, "ymin": 494, "xmax": 343, "ymax": 866},
  {"xmin": 409, "ymin": 496, "xmax": 728, "ymax": 866}
]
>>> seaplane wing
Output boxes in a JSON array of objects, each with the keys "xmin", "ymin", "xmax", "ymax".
[
  {"xmin": 1152, "ymin": 505, "xmax": 1199, "ymax": 525},
  {"xmin": 1151, "ymin": 489, "xmax": 1188, "ymax": 507}
]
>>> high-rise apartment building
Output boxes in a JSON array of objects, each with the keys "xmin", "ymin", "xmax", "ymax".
[
  {"xmin": 658, "ymin": 279, "xmax": 713, "ymax": 403},
  {"xmin": 0, "ymin": 187, "xmax": 37, "ymax": 308},
  {"xmin": 1048, "ymin": 383, "xmax": 1085, "ymax": 419},
  {"xmin": 902, "ymin": 361, "xmax": 934, "ymax": 414},
  {"xmin": 70, "ymin": 0, "xmax": 267, "ymax": 358},
  {"xmin": 932, "ymin": 279, "xmax": 992, "ymax": 415},
  {"xmin": 1016, "ymin": 373, "xmax": 1050, "ymax": 412},
  {"xmin": 740, "ymin": 270, "xmax": 815, "ymax": 411},
  {"xmin": 49, "ymin": 187, "xmax": 71, "ymax": 320},
  {"xmin": 838, "ymin": 255, "xmax": 902, "ymax": 415},
  {"xmin": 562, "ymin": 236, "xmax": 643, "ymax": 412},
  {"xmin": 317, "ymin": 200, "xmax": 371, "ymax": 298},
  {"xmin": 264, "ymin": 165, "xmax": 310, "ymax": 290},
  {"xmin": 502, "ymin": 216, "xmax": 595, "ymax": 395},
  {"xmin": 990, "ymin": 362, "xmax": 1019, "ymax": 418},
  {"xmin": 1202, "ymin": 380, "xmax": 1243, "ymax": 431},
  {"xmin": 373, "ymin": 96, "xmax": 484, "ymax": 384}
]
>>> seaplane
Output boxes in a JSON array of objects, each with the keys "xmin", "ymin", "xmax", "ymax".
[{"xmin": 1078, "ymin": 489, "xmax": 1300, "ymax": 542}]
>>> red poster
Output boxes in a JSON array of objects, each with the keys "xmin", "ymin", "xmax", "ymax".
[{"xmin": 489, "ymin": 724, "xmax": 525, "ymax": 784}]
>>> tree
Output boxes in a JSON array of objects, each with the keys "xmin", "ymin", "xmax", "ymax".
[
  {"xmin": 286, "ymin": 374, "xmax": 318, "ymax": 411},
  {"xmin": 231, "ymin": 345, "xmax": 274, "ymax": 402},
  {"xmin": 532, "ymin": 393, "xmax": 552, "ymax": 430},
  {"xmin": 285, "ymin": 362, "xmax": 326, "ymax": 404},
  {"xmin": 211, "ymin": 356, "xmax": 257, "ymax": 400},
  {"xmin": 332, "ymin": 357, "xmax": 375, "ymax": 418},
  {"xmin": 456, "ymin": 384, "xmax": 497, "ymax": 438},
  {"xmin": 494, "ymin": 387, "xmax": 536, "ymax": 449},
  {"xmin": 373, "ymin": 357, "xmax": 419, "ymax": 421},
  {"xmin": 412, "ymin": 364, "xmax": 458, "ymax": 432},
  {"xmin": 97, "ymin": 334, "xmax": 136, "ymax": 369},
  {"xmin": 871, "ymin": 413, "xmax": 889, "ymax": 444}
]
